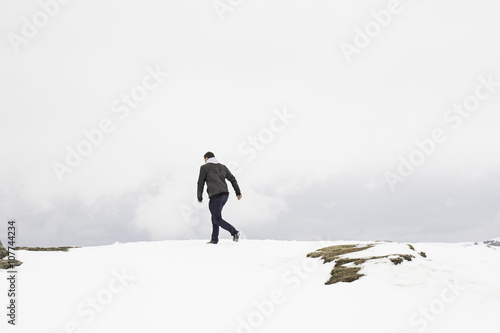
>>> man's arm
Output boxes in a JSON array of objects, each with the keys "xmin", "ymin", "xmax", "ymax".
[
  {"xmin": 225, "ymin": 166, "xmax": 241, "ymax": 199},
  {"xmin": 197, "ymin": 166, "xmax": 206, "ymax": 202}
]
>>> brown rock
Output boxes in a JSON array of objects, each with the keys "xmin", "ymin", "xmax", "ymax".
[
  {"xmin": 0, "ymin": 259, "xmax": 22, "ymax": 269},
  {"xmin": 0, "ymin": 240, "xmax": 8, "ymax": 259}
]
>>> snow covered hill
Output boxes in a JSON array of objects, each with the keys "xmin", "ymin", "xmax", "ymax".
[
  {"xmin": 483, "ymin": 237, "xmax": 500, "ymax": 246},
  {"xmin": 1, "ymin": 239, "xmax": 499, "ymax": 333}
]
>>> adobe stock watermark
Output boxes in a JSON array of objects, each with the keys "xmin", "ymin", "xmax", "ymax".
[
  {"xmin": 6, "ymin": 220, "xmax": 18, "ymax": 325},
  {"xmin": 340, "ymin": 0, "xmax": 409, "ymax": 64},
  {"xmin": 236, "ymin": 106, "xmax": 296, "ymax": 164},
  {"xmin": 179, "ymin": 196, "xmax": 205, "ymax": 229},
  {"xmin": 56, "ymin": 268, "xmax": 134, "ymax": 333},
  {"xmin": 236, "ymin": 241, "xmax": 330, "ymax": 333},
  {"xmin": 178, "ymin": 106, "xmax": 296, "ymax": 227},
  {"xmin": 400, "ymin": 278, "xmax": 468, "ymax": 333},
  {"xmin": 7, "ymin": 0, "xmax": 73, "ymax": 54},
  {"xmin": 213, "ymin": 0, "xmax": 244, "ymax": 21},
  {"xmin": 385, "ymin": 75, "xmax": 499, "ymax": 192},
  {"xmin": 51, "ymin": 65, "xmax": 169, "ymax": 182}
]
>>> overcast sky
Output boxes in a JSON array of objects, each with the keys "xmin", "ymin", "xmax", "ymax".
[{"xmin": 1, "ymin": 0, "xmax": 499, "ymax": 247}]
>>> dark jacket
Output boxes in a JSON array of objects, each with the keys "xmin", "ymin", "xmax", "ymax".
[{"xmin": 197, "ymin": 162, "xmax": 241, "ymax": 201}]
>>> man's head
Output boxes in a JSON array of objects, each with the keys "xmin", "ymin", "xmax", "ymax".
[{"xmin": 204, "ymin": 151, "xmax": 215, "ymax": 163}]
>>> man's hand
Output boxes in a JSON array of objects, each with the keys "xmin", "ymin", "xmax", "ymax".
[
  {"xmin": 237, "ymin": 194, "xmax": 242, "ymax": 200},
  {"xmin": 198, "ymin": 200, "xmax": 203, "ymax": 203}
]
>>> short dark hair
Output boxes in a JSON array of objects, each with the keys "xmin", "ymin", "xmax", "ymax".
[{"xmin": 204, "ymin": 151, "xmax": 215, "ymax": 159}]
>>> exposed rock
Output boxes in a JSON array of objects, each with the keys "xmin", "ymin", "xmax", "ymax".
[
  {"xmin": 0, "ymin": 259, "xmax": 22, "ymax": 270},
  {"xmin": 0, "ymin": 240, "xmax": 8, "ymax": 259},
  {"xmin": 14, "ymin": 246, "xmax": 78, "ymax": 252},
  {"xmin": 307, "ymin": 244, "xmax": 417, "ymax": 284}
]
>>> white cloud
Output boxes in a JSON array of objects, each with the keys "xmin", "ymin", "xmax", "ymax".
[
  {"xmin": 323, "ymin": 201, "xmax": 337, "ymax": 210},
  {"xmin": 2, "ymin": 0, "xmax": 500, "ymax": 245},
  {"xmin": 363, "ymin": 180, "xmax": 385, "ymax": 192}
]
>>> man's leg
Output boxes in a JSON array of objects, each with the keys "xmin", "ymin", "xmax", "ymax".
[
  {"xmin": 211, "ymin": 221, "xmax": 220, "ymax": 243},
  {"xmin": 209, "ymin": 194, "xmax": 238, "ymax": 237}
]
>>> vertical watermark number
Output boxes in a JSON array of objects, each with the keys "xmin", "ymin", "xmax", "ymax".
[{"xmin": 6, "ymin": 220, "xmax": 18, "ymax": 325}]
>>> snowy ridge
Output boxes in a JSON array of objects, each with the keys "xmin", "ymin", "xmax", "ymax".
[
  {"xmin": 1, "ymin": 239, "xmax": 499, "ymax": 333},
  {"xmin": 483, "ymin": 238, "xmax": 500, "ymax": 246}
]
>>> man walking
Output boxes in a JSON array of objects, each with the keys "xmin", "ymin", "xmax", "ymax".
[{"xmin": 197, "ymin": 152, "xmax": 242, "ymax": 244}]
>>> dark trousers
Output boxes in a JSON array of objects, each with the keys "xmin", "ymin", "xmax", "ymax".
[{"xmin": 209, "ymin": 194, "xmax": 238, "ymax": 243}]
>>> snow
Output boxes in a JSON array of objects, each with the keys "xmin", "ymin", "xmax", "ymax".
[{"xmin": 1, "ymin": 239, "xmax": 499, "ymax": 333}]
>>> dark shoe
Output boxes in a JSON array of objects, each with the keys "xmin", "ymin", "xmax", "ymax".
[
  {"xmin": 233, "ymin": 231, "xmax": 241, "ymax": 242},
  {"xmin": 207, "ymin": 241, "xmax": 218, "ymax": 244}
]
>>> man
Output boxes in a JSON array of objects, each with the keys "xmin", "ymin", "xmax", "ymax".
[{"xmin": 197, "ymin": 152, "xmax": 242, "ymax": 244}]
